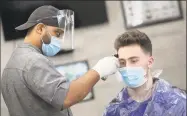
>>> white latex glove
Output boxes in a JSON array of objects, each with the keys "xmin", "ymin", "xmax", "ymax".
[{"xmin": 92, "ymin": 56, "xmax": 120, "ymax": 79}]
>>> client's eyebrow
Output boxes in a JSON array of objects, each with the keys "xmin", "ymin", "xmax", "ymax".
[
  {"xmin": 128, "ymin": 56, "xmax": 139, "ymax": 60},
  {"xmin": 118, "ymin": 56, "xmax": 139, "ymax": 61}
]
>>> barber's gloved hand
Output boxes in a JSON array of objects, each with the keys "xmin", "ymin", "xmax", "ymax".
[{"xmin": 92, "ymin": 56, "xmax": 120, "ymax": 79}]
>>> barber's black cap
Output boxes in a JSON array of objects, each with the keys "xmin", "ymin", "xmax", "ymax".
[{"xmin": 15, "ymin": 5, "xmax": 59, "ymax": 30}]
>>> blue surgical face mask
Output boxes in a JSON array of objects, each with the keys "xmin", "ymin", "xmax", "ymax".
[
  {"xmin": 118, "ymin": 67, "xmax": 147, "ymax": 88},
  {"xmin": 41, "ymin": 30, "xmax": 62, "ymax": 57}
]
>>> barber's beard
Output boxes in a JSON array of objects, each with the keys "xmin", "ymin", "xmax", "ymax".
[{"xmin": 42, "ymin": 33, "xmax": 51, "ymax": 44}]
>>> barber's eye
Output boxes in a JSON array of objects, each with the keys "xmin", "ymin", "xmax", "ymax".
[{"xmin": 56, "ymin": 32, "xmax": 61, "ymax": 37}]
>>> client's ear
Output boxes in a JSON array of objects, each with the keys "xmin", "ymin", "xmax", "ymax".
[{"xmin": 148, "ymin": 56, "xmax": 154, "ymax": 68}]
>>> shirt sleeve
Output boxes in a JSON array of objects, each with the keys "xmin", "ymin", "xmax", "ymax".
[{"xmin": 25, "ymin": 57, "xmax": 70, "ymax": 111}]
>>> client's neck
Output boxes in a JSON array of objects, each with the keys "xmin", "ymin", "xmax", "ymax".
[{"xmin": 127, "ymin": 74, "xmax": 154, "ymax": 102}]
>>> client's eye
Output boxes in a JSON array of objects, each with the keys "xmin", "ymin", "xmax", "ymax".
[
  {"xmin": 119, "ymin": 61, "xmax": 126, "ymax": 67},
  {"xmin": 130, "ymin": 59, "xmax": 138, "ymax": 64}
]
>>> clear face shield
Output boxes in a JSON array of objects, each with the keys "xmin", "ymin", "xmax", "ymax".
[
  {"xmin": 56, "ymin": 9, "xmax": 74, "ymax": 50},
  {"xmin": 38, "ymin": 9, "xmax": 75, "ymax": 50}
]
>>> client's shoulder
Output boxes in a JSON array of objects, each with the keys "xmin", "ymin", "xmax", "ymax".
[
  {"xmin": 152, "ymin": 78, "xmax": 186, "ymax": 114},
  {"xmin": 153, "ymin": 78, "xmax": 186, "ymax": 105}
]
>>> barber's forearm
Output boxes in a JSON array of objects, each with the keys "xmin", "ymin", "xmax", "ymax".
[{"xmin": 63, "ymin": 69, "xmax": 100, "ymax": 109}]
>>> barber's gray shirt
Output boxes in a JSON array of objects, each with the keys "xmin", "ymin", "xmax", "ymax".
[{"xmin": 1, "ymin": 43, "xmax": 73, "ymax": 116}]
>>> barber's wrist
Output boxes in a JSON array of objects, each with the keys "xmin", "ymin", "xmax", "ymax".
[{"xmin": 90, "ymin": 69, "xmax": 101, "ymax": 79}]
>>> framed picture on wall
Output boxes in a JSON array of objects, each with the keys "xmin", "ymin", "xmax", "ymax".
[
  {"xmin": 55, "ymin": 60, "xmax": 95, "ymax": 102},
  {"xmin": 121, "ymin": 1, "xmax": 183, "ymax": 29}
]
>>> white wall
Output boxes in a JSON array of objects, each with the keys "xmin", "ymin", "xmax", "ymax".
[{"xmin": 1, "ymin": 1, "xmax": 186, "ymax": 116}]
